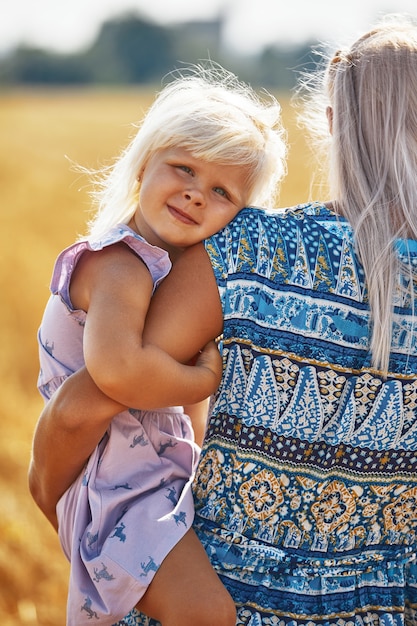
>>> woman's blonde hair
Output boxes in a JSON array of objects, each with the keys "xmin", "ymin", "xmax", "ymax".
[
  {"xmin": 85, "ymin": 63, "xmax": 287, "ymax": 243},
  {"xmin": 298, "ymin": 14, "xmax": 417, "ymax": 375}
]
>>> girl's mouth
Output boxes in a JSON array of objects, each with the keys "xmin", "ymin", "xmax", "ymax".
[{"xmin": 168, "ymin": 205, "xmax": 198, "ymax": 225}]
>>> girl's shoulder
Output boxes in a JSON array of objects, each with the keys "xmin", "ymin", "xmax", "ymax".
[{"xmin": 50, "ymin": 224, "xmax": 171, "ymax": 296}]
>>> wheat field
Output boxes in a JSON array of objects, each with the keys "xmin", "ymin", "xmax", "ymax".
[{"xmin": 0, "ymin": 87, "xmax": 324, "ymax": 625}]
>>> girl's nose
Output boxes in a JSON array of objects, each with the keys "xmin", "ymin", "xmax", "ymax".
[{"xmin": 183, "ymin": 188, "xmax": 204, "ymax": 206}]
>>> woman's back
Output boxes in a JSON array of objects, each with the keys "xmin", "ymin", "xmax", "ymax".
[{"xmin": 193, "ymin": 202, "xmax": 417, "ymax": 624}]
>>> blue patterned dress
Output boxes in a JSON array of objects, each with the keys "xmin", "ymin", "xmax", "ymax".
[{"xmin": 122, "ymin": 203, "xmax": 417, "ymax": 626}]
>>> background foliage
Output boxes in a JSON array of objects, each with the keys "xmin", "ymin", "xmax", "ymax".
[{"xmin": 0, "ymin": 12, "xmax": 322, "ymax": 89}]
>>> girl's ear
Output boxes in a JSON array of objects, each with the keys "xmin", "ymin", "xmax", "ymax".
[{"xmin": 326, "ymin": 106, "xmax": 333, "ymax": 135}]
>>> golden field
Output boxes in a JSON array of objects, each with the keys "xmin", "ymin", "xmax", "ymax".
[{"xmin": 0, "ymin": 87, "xmax": 324, "ymax": 625}]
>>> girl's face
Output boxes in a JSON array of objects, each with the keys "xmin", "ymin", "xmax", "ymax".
[{"xmin": 131, "ymin": 147, "xmax": 251, "ymax": 259}]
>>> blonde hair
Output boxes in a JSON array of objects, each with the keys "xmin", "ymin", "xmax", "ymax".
[
  {"xmin": 297, "ymin": 14, "xmax": 417, "ymax": 375},
  {"xmin": 85, "ymin": 63, "xmax": 287, "ymax": 243}
]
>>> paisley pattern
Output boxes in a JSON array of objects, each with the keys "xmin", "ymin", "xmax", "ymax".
[{"xmin": 193, "ymin": 204, "xmax": 417, "ymax": 625}]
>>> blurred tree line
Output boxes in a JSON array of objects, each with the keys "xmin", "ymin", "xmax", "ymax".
[{"xmin": 0, "ymin": 11, "xmax": 322, "ymax": 89}]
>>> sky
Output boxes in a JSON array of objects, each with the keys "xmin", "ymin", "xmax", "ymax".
[{"xmin": 2, "ymin": 0, "xmax": 417, "ymax": 56}]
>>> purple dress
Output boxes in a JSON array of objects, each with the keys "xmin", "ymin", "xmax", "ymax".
[{"xmin": 37, "ymin": 224, "xmax": 200, "ymax": 625}]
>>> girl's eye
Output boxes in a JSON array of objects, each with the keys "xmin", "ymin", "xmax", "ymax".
[
  {"xmin": 178, "ymin": 165, "xmax": 193, "ymax": 175},
  {"xmin": 213, "ymin": 187, "xmax": 229, "ymax": 199}
]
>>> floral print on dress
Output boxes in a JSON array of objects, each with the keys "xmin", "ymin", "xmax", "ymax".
[{"xmin": 240, "ymin": 469, "xmax": 284, "ymax": 521}]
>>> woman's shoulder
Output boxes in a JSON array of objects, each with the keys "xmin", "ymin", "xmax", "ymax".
[
  {"xmin": 206, "ymin": 201, "xmax": 357, "ymax": 280},
  {"xmin": 227, "ymin": 202, "xmax": 348, "ymax": 235},
  {"xmin": 236, "ymin": 201, "xmax": 336, "ymax": 220}
]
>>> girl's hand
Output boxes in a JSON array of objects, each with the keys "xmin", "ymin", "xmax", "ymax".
[{"xmin": 193, "ymin": 340, "xmax": 223, "ymax": 391}]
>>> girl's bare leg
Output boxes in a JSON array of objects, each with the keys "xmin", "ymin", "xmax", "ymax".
[{"xmin": 136, "ymin": 528, "xmax": 236, "ymax": 626}]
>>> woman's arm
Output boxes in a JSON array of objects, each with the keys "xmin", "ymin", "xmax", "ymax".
[{"xmin": 29, "ymin": 243, "xmax": 222, "ymax": 526}]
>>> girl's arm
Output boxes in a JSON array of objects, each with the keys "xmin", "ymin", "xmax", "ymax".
[
  {"xmin": 76, "ymin": 243, "xmax": 221, "ymax": 408},
  {"xmin": 143, "ymin": 243, "xmax": 223, "ymax": 356},
  {"xmin": 29, "ymin": 243, "xmax": 222, "ymax": 527}
]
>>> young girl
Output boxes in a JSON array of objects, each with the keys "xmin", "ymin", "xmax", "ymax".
[{"xmin": 31, "ymin": 64, "xmax": 287, "ymax": 626}]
